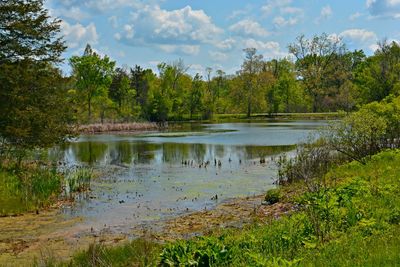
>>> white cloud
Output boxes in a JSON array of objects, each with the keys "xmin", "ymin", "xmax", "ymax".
[
  {"xmin": 261, "ymin": 0, "xmax": 293, "ymax": 15},
  {"xmin": 229, "ymin": 19, "xmax": 269, "ymax": 37},
  {"xmin": 243, "ymin": 39, "xmax": 288, "ymax": 59},
  {"xmin": 123, "ymin": 24, "xmax": 135, "ymax": 39},
  {"xmin": 366, "ymin": 0, "xmax": 400, "ymax": 18},
  {"xmin": 108, "ymin": 16, "xmax": 118, "ymax": 28},
  {"xmin": 340, "ymin": 29, "xmax": 377, "ymax": 43},
  {"xmin": 56, "ymin": 0, "xmax": 142, "ymax": 11},
  {"xmin": 315, "ymin": 5, "xmax": 332, "ymax": 23},
  {"xmin": 349, "ymin": 12, "xmax": 363, "ymax": 20},
  {"xmin": 261, "ymin": 0, "xmax": 303, "ymax": 28},
  {"xmin": 158, "ymin": 44, "xmax": 200, "ymax": 55},
  {"xmin": 273, "ymin": 16, "xmax": 299, "ymax": 27},
  {"xmin": 117, "ymin": 5, "xmax": 222, "ymax": 48},
  {"xmin": 47, "ymin": 4, "xmax": 89, "ymax": 21},
  {"xmin": 214, "ymin": 38, "xmax": 236, "ymax": 51},
  {"xmin": 209, "ymin": 51, "xmax": 228, "ymax": 62},
  {"xmin": 340, "ymin": 29, "xmax": 378, "ymax": 51},
  {"xmin": 188, "ymin": 64, "xmax": 205, "ymax": 76},
  {"xmin": 60, "ymin": 21, "xmax": 99, "ymax": 49}
]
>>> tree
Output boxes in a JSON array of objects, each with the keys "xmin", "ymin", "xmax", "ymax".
[
  {"xmin": 355, "ymin": 41, "xmax": 400, "ymax": 103},
  {"xmin": 238, "ymin": 48, "xmax": 265, "ymax": 117},
  {"xmin": 188, "ymin": 73, "xmax": 203, "ymax": 119},
  {"xmin": 0, "ymin": 0, "xmax": 65, "ymax": 64},
  {"xmin": 288, "ymin": 33, "xmax": 346, "ymax": 112},
  {"xmin": 0, "ymin": 0, "xmax": 72, "ymax": 159},
  {"xmin": 70, "ymin": 44, "xmax": 115, "ymax": 122}
]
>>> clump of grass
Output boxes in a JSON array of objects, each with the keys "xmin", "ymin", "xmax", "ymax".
[
  {"xmin": 64, "ymin": 167, "xmax": 93, "ymax": 198},
  {"xmin": 264, "ymin": 188, "xmax": 281, "ymax": 205}
]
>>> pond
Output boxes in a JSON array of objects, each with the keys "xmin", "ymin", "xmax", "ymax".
[{"xmin": 50, "ymin": 120, "xmax": 325, "ymax": 233}]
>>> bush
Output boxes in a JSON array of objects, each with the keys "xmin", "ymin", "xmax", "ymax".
[{"xmin": 264, "ymin": 188, "xmax": 281, "ymax": 204}]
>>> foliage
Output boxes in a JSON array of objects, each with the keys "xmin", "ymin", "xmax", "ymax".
[
  {"xmin": 0, "ymin": 0, "xmax": 72, "ymax": 160},
  {"xmin": 0, "ymin": 0, "xmax": 66, "ymax": 64},
  {"xmin": 324, "ymin": 95, "xmax": 400, "ymax": 164},
  {"xmin": 69, "ymin": 44, "xmax": 115, "ymax": 123},
  {"xmin": 264, "ymin": 188, "xmax": 281, "ymax": 205}
]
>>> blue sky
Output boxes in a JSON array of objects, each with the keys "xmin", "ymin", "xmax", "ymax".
[{"xmin": 46, "ymin": 0, "xmax": 400, "ymax": 76}]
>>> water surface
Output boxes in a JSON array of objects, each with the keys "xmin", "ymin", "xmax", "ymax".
[{"xmin": 53, "ymin": 120, "xmax": 325, "ymax": 232}]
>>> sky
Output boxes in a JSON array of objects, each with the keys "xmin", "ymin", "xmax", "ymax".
[{"xmin": 45, "ymin": 0, "xmax": 400, "ymax": 76}]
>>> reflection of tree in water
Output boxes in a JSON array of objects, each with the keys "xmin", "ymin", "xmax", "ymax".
[
  {"xmin": 108, "ymin": 142, "xmax": 134, "ymax": 165},
  {"xmin": 132, "ymin": 142, "xmax": 159, "ymax": 164},
  {"xmin": 161, "ymin": 143, "xmax": 190, "ymax": 163},
  {"xmin": 65, "ymin": 140, "xmax": 296, "ymax": 166},
  {"xmin": 73, "ymin": 142, "xmax": 108, "ymax": 165},
  {"xmin": 244, "ymin": 145, "xmax": 296, "ymax": 159}
]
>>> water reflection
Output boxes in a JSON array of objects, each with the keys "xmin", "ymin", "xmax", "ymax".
[
  {"xmin": 60, "ymin": 141, "xmax": 295, "ymax": 167},
  {"xmin": 51, "ymin": 121, "xmax": 325, "ymax": 231}
]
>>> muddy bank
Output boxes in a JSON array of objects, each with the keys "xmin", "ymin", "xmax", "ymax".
[{"xmin": 0, "ymin": 193, "xmax": 294, "ymax": 266}]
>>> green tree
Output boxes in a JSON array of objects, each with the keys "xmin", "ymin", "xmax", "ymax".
[
  {"xmin": 355, "ymin": 41, "xmax": 400, "ymax": 103},
  {"xmin": 188, "ymin": 73, "xmax": 203, "ymax": 119},
  {"xmin": 70, "ymin": 44, "xmax": 115, "ymax": 122},
  {"xmin": 237, "ymin": 48, "xmax": 266, "ymax": 117},
  {"xmin": 289, "ymin": 33, "xmax": 346, "ymax": 112},
  {"xmin": 0, "ymin": 0, "xmax": 71, "ymax": 160}
]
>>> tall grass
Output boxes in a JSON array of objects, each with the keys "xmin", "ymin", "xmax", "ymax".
[
  {"xmin": 78, "ymin": 122, "xmax": 160, "ymax": 134},
  {"xmin": 0, "ymin": 164, "xmax": 62, "ymax": 215}
]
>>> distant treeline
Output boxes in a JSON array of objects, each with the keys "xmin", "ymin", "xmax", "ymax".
[{"xmin": 67, "ymin": 35, "xmax": 400, "ymax": 123}]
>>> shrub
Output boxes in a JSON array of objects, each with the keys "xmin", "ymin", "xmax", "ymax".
[{"xmin": 264, "ymin": 188, "xmax": 281, "ymax": 204}]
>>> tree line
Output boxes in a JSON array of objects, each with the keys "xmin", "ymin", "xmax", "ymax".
[{"xmin": 69, "ymin": 36, "xmax": 400, "ymax": 123}]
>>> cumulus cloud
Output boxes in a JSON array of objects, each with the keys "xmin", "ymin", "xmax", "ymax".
[
  {"xmin": 261, "ymin": 0, "xmax": 303, "ymax": 28},
  {"xmin": 315, "ymin": 5, "xmax": 332, "ymax": 23},
  {"xmin": 340, "ymin": 29, "xmax": 377, "ymax": 43},
  {"xmin": 261, "ymin": 0, "xmax": 293, "ymax": 15},
  {"xmin": 108, "ymin": 16, "xmax": 118, "ymax": 28},
  {"xmin": 340, "ymin": 28, "xmax": 378, "ymax": 51},
  {"xmin": 243, "ymin": 39, "xmax": 288, "ymax": 59},
  {"xmin": 158, "ymin": 45, "xmax": 200, "ymax": 55},
  {"xmin": 367, "ymin": 0, "xmax": 400, "ymax": 18},
  {"xmin": 51, "ymin": 6, "xmax": 89, "ymax": 21},
  {"xmin": 229, "ymin": 19, "xmax": 269, "ymax": 37},
  {"xmin": 273, "ymin": 16, "xmax": 299, "ymax": 27},
  {"xmin": 209, "ymin": 51, "xmax": 229, "ymax": 62},
  {"xmin": 116, "ymin": 5, "xmax": 222, "ymax": 52},
  {"xmin": 214, "ymin": 38, "xmax": 236, "ymax": 51},
  {"xmin": 60, "ymin": 21, "xmax": 99, "ymax": 49},
  {"xmin": 55, "ymin": 0, "xmax": 142, "ymax": 12},
  {"xmin": 349, "ymin": 12, "xmax": 363, "ymax": 20}
]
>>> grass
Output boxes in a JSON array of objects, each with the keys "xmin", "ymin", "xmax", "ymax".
[
  {"xmin": 0, "ymin": 164, "xmax": 62, "ymax": 216},
  {"xmin": 0, "ymin": 162, "xmax": 93, "ymax": 216},
  {"xmin": 50, "ymin": 149, "xmax": 400, "ymax": 266}
]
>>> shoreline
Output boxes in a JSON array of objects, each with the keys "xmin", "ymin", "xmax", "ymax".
[{"xmin": 0, "ymin": 192, "xmax": 289, "ymax": 265}]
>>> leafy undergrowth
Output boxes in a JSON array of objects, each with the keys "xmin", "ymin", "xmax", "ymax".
[{"xmin": 53, "ymin": 150, "xmax": 400, "ymax": 266}]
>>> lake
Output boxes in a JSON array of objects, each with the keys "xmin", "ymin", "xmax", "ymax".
[{"xmin": 51, "ymin": 120, "xmax": 325, "ymax": 232}]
